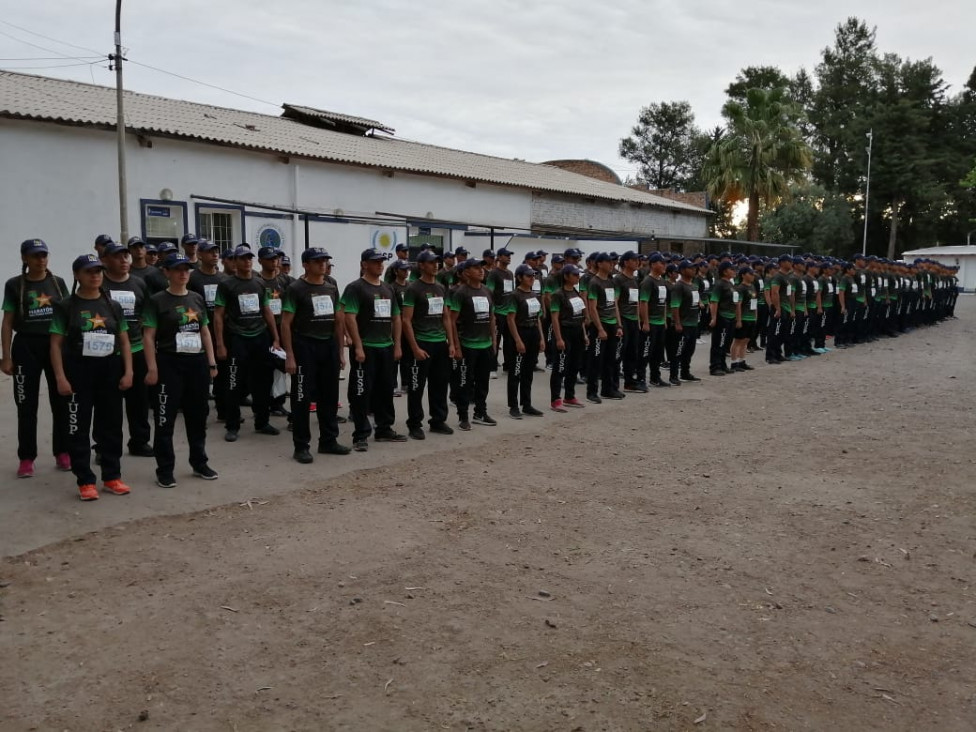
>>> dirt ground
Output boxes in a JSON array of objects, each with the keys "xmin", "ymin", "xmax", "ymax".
[{"xmin": 2, "ymin": 299, "xmax": 975, "ymax": 731}]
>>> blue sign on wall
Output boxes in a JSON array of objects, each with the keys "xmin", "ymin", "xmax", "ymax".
[{"xmin": 146, "ymin": 206, "xmax": 171, "ymax": 218}]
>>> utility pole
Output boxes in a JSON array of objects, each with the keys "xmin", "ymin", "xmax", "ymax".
[
  {"xmin": 861, "ymin": 129, "xmax": 873, "ymax": 257},
  {"xmin": 111, "ymin": 0, "xmax": 129, "ymax": 242}
]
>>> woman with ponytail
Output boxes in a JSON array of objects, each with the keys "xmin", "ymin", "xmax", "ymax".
[{"xmin": 1, "ymin": 239, "xmax": 70, "ymax": 478}]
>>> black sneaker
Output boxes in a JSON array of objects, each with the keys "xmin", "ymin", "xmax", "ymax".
[
  {"xmin": 128, "ymin": 443, "xmax": 155, "ymax": 458},
  {"xmin": 408, "ymin": 427, "xmax": 426, "ymax": 440},
  {"xmin": 270, "ymin": 407, "xmax": 291, "ymax": 418},
  {"xmin": 740, "ymin": 362, "xmax": 755, "ymax": 371},
  {"xmin": 429, "ymin": 422, "xmax": 454, "ymax": 435},
  {"xmin": 668, "ymin": 377, "xmax": 681, "ymax": 386},
  {"xmin": 318, "ymin": 442, "xmax": 352, "ymax": 455},
  {"xmin": 192, "ymin": 465, "xmax": 219, "ymax": 480},
  {"xmin": 293, "ymin": 449, "xmax": 314, "ymax": 464},
  {"xmin": 508, "ymin": 407, "xmax": 523, "ymax": 420},
  {"xmin": 709, "ymin": 369, "xmax": 726, "ymax": 377},
  {"xmin": 374, "ymin": 430, "xmax": 408, "ymax": 442},
  {"xmin": 472, "ymin": 413, "xmax": 497, "ymax": 426},
  {"xmin": 336, "ymin": 415, "xmax": 348, "ymax": 424},
  {"xmin": 255, "ymin": 424, "xmax": 281, "ymax": 436},
  {"xmin": 650, "ymin": 379, "xmax": 670, "ymax": 388},
  {"xmin": 522, "ymin": 406, "xmax": 544, "ymax": 417},
  {"xmin": 353, "ymin": 439, "xmax": 369, "ymax": 452},
  {"xmin": 586, "ymin": 393, "xmax": 602, "ymax": 404},
  {"xmin": 155, "ymin": 474, "xmax": 177, "ymax": 489},
  {"xmin": 224, "ymin": 430, "xmax": 239, "ymax": 442},
  {"xmin": 681, "ymin": 374, "xmax": 701, "ymax": 382},
  {"xmin": 458, "ymin": 419, "xmax": 472, "ymax": 431},
  {"xmin": 602, "ymin": 390, "xmax": 625, "ymax": 399}
]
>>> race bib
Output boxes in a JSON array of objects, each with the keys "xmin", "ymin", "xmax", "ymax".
[
  {"xmin": 827, "ymin": 283, "xmax": 835, "ymax": 294},
  {"xmin": 427, "ymin": 296, "xmax": 444, "ymax": 316},
  {"xmin": 732, "ymin": 291, "xmax": 741, "ymax": 304},
  {"xmin": 786, "ymin": 285, "xmax": 793, "ymax": 297},
  {"xmin": 526, "ymin": 298, "xmax": 541, "ymax": 317},
  {"xmin": 472, "ymin": 296, "xmax": 490, "ymax": 314},
  {"xmin": 175, "ymin": 331, "xmax": 202, "ymax": 354},
  {"xmin": 851, "ymin": 284, "xmax": 859, "ymax": 294},
  {"xmin": 749, "ymin": 299, "xmax": 758, "ymax": 311},
  {"xmin": 813, "ymin": 281, "xmax": 820, "ymax": 293},
  {"xmin": 657, "ymin": 286, "xmax": 667, "ymax": 304},
  {"xmin": 691, "ymin": 291, "xmax": 700, "ymax": 306},
  {"xmin": 570, "ymin": 296, "xmax": 585, "ymax": 315},
  {"xmin": 800, "ymin": 282, "xmax": 807, "ymax": 294},
  {"xmin": 204, "ymin": 284, "xmax": 218, "ymax": 306},
  {"xmin": 628, "ymin": 287, "xmax": 639, "ymax": 303},
  {"xmin": 860, "ymin": 274, "xmax": 866, "ymax": 284},
  {"xmin": 703, "ymin": 280, "xmax": 711, "ymax": 291},
  {"xmin": 604, "ymin": 287, "xmax": 615, "ymax": 304},
  {"xmin": 531, "ymin": 280, "xmax": 541, "ymax": 293},
  {"xmin": 238, "ymin": 293, "xmax": 260, "ymax": 314},
  {"xmin": 311, "ymin": 295, "xmax": 334, "ymax": 317},
  {"xmin": 109, "ymin": 290, "xmax": 136, "ymax": 316},
  {"xmin": 502, "ymin": 279, "xmax": 514, "ymax": 293},
  {"xmin": 871, "ymin": 287, "xmax": 877, "ymax": 297},
  {"xmin": 82, "ymin": 332, "xmax": 114, "ymax": 357},
  {"xmin": 758, "ymin": 278, "xmax": 765, "ymax": 290},
  {"xmin": 374, "ymin": 298, "xmax": 392, "ymax": 318},
  {"xmin": 268, "ymin": 298, "xmax": 282, "ymax": 316}
]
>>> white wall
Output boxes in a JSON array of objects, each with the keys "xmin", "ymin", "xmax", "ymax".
[{"xmin": 532, "ymin": 192, "xmax": 708, "ymax": 239}]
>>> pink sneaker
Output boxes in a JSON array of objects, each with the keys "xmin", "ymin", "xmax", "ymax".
[
  {"xmin": 55, "ymin": 453, "xmax": 72, "ymax": 472},
  {"xmin": 563, "ymin": 397, "xmax": 585, "ymax": 408},
  {"xmin": 17, "ymin": 460, "xmax": 35, "ymax": 478},
  {"xmin": 551, "ymin": 399, "xmax": 567, "ymax": 413}
]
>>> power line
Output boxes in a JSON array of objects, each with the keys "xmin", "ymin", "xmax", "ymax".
[
  {"xmin": 0, "ymin": 19, "xmax": 104, "ymax": 56},
  {"xmin": 0, "ymin": 27, "xmax": 104, "ymax": 64},
  {"xmin": 0, "ymin": 55, "xmax": 102, "ymax": 61},
  {"xmin": 125, "ymin": 59, "xmax": 279, "ymax": 108},
  {"xmin": 1, "ymin": 61, "xmax": 103, "ymax": 71}
]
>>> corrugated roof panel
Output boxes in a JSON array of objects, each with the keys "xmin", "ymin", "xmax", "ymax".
[{"xmin": 0, "ymin": 71, "xmax": 709, "ymax": 214}]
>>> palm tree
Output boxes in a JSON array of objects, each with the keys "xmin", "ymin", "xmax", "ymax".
[{"xmin": 703, "ymin": 87, "xmax": 813, "ymax": 241}]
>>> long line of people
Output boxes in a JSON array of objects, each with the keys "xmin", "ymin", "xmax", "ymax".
[{"xmin": 2, "ymin": 236, "xmax": 959, "ymax": 501}]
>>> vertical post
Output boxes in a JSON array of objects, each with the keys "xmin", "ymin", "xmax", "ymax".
[
  {"xmin": 114, "ymin": 0, "xmax": 129, "ymax": 242},
  {"xmin": 861, "ymin": 129, "xmax": 873, "ymax": 257}
]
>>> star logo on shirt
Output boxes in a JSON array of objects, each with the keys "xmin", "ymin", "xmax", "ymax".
[
  {"xmin": 87, "ymin": 314, "xmax": 106, "ymax": 330},
  {"xmin": 32, "ymin": 292, "xmax": 52, "ymax": 308},
  {"xmin": 183, "ymin": 307, "xmax": 199, "ymax": 323}
]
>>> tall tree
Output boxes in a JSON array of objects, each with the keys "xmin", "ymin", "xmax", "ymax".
[
  {"xmin": 702, "ymin": 86, "xmax": 813, "ymax": 241},
  {"xmin": 759, "ymin": 183, "xmax": 856, "ymax": 254},
  {"xmin": 618, "ymin": 101, "xmax": 701, "ymax": 190}
]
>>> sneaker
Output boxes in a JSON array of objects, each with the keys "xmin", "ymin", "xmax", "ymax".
[
  {"xmin": 509, "ymin": 407, "xmax": 523, "ymax": 420},
  {"xmin": 490, "ymin": 371, "xmax": 498, "ymax": 380},
  {"xmin": 522, "ymin": 406, "xmax": 544, "ymax": 417},
  {"xmin": 353, "ymin": 439, "xmax": 369, "ymax": 452},
  {"xmin": 601, "ymin": 390, "xmax": 625, "ymax": 399},
  {"xmin": 393, "ymin": 389, "xmax": 404, "ymax": 398},
  {"xmin": 586, "ymin": 393, "xmax": 602, "ymax": 404},
  {"xmin": 408, "ymin": 427, "xmax": 426, "ymax": 440},
  {"xmin": 709, "ymin": 369, "xmax": 726, "ymax": 377},
  {"xmin": 623, "ymin": 383, "xmax": 645, "ymax": 393},
  {"xmin": 17, "ymin": 460, "xmax": 34, "ymax": 479},
  {"xmin": 255, "ymin": 424, "xmax": 281, "ymax": 436},
  {"xmin": 429, "ymin": 422, "xmax": 454, "ymax": 435},
  {"xmin": 55, "ymin": 453, "xmax": 71, "ymax": 471},
  {"xmin": 103, "ymin": 479, "xmax": 131, "ymax": 496},
  {"xmin": 575, "ymin": 377, "xmax": 587, "ymax": 385},
  {"xmin": 669, "ymin": 377, "xmax": 682, "ymax": 386},
  {"xmin": 681, "ymin": 374, "xmax": 701, "ymax": 382},
  {"xmin": 458, "ymin": 419, "xmax": 472, "ymax": 431},
  {"xmin": 472, "ymin": 413, "xmax": 497, "ymax": 426},
  {"xmin": 293, "ymin": 449, "xmax": 314, "ymax": 464},
  {"xmin": 270, "ymin": 406, "xmax": 291, "ymax": 417},
  {"xmin": 650, "ymin": 379, "xmax": 670, "ymax": 388},
  {"xmin": 78, "ymin": 484, "xmax": 98, "ymax": 501},
  {"xmin": 156, "ymin": 474, "xmax": 177, "ymax": 488},
  {"xmin": 128, "ymin": 443, "xmax": 155, "ymax": 457},
  {"xmin": 374, "ymin": 430, "xmax": 408, "ymax": 442},
  {"xmin": 193, "ymin": 465, "xmax": 219, "ymax": 480},
  {"xmin": 788, "ymin": 355, "xmax": 804, "ymax": 362},
  {"xmin": 740, "ymin": 362, "xmax": 755, "ymax": 371},
  {"xmin": 551, "ymin": 399, "xmax": 567, "ymax": 413},
  {"xmin": 563, "ymin": 397, "xmax": 585, "ymax": 408},
  {"xmin": 224, "ymin": 430, "xmax": 239, "ymax": 442},
  {"xmin": 318, "ymin": 442, "xmax": 352, "ymax": 455},
  {"xmin": 309, "ymin": 402, "xmax": 317, "ymax": 413}
]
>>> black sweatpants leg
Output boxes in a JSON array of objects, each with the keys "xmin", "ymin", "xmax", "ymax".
[
  {"xmin": 292, "ymin": 335, "xmax": 341, "ymax": 451},
  {"xmin": 154, "ymin": 352, "xmax": 210, "ymax": 478},
  {"xmin": 676, "ymin": 325, "xmax": 698, "ymax": 377},
  {"xmin": 225, "ymin": 331, "xmax": 273, "ymax": 432},
  {"xmin": 621, "ymin": 317, "xmax": 641, "ymax": 385},
  {"xmin": 12, "ymin": 334, "xmax": 68, "ymax": 461},
  {"xmin": 508, "ymin": 326, "xmax": 540, "ymax": 409},
  {"xmin": 348, "ymin": 345, "xmax": 396, "ymax": 441},
  {"xmin": 64, "ymin": 353, "xmax": 123, "ymax": 486},
  {"xmin": 457, "ymin": 346, "xmax": 493, "ymax": 419},
  {"xmin": 404, "ymin": 340, "xmax": 450, "ymax": 430},
  {"xmin": 124, "ymin": 349, "xmax": 152, "ymax": 449}
]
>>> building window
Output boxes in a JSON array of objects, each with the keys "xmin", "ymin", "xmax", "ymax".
[
  {"xmin": 200, "ymin": 212, "xmax": 235, "ymax": 249},
  {"xmin": 142, "ymin": 201, "xmax": 186, "ymax": 247}
]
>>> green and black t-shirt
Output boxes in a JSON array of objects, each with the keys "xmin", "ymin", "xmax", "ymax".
[
  {"xmin": 737, "ymin": 282, "xmax": 757, "ymax": 322},
  {"xmin": 2, "ymin": 273, "xmax": 68, "ymax": 335},
  {"xmin": 770, "ymin": 272, "xmax": 793, "ymax": 314},
  {"xmin": 499, "ymin": 288, "xmax": 543, "ymax": 329},
  {"xmin": 340, "ymin": 278, "xmax": 399, "ymax": 348},
  {"xmin": 549, "ymin": 287, "xmax": 586, "ymax": 331},
  {"xmin": 613, "ymin": 272, "xmax": 640, "ymax": 322},
  {"xmin": 485, "ymin": 267, "xmax": 513, "ymax": 309},
  {"xmin": 215, "ymin": 275, "xmax": 272, "ymax": 337},
  {"xmin": 638, "ymin": 274, "xmax": 669, "ymax": 326},
  {"xmin": 189, "ymin": 269, "xmax": 226, "ymax": 318},
  {"xmin": 820, "ymin": 276, "xmax": 835, "ymax": 308},
  {"xmin": 710, "ymin": 278, "xmax": 736, "ymax": 319},
  {"xmin": 142, "ymin": 290, "xmax": 210, "ymax": 355},
  {"xmin": 403, "ymin": 279, "xmax": 448, "ymax": 343},
  {"xmin": 283, "ymin": 278, "xmax": 339, "ymax": 340},
  {"xmin": 448, "ymin": 284, "xmax": 493, "ymax": 349},
  {"xmin": 671, "ymin": 280, "xmax": 700, "ymax": 327},
  {"xmin": 50, "ymin": 294, "xmax": 127, "ymax": 357},
  {"xmin": 104, "ymin": 275, "xmax": 148, "ymax": 353},
  {"xmin": 587, "ymin": 275, "xmax": 618, "ymax": 325}
]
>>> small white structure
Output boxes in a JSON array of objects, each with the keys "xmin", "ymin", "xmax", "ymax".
[
  {"xmin": 901, "ymin": 245, "xmax": 976, "ymax": 291},
  {"xmin": 0, "ymin": 71, "xmax": 709, "ymax": 286}
]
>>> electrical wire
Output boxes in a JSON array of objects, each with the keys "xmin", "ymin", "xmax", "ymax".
[
  {"xmin": 0, "ymin": 28, "xmax": 103, "ymax": 64},
  {"xmin": 0, "ymin": 56, "xmax": 102, "ymax": 61},
  {"xmin": 124, "ymin": 59, "xmax": 279, "ymax": 108},
  {"xmin": 1, "ymin": 61, "xmax": 104, "ymax": 71},
  {"xmin": 0, "ymin": 19, "xmax": 104, "ymax": 56}
]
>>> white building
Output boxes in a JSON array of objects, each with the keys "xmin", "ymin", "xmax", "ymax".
[
  {"xmin": 901, "ymin": 245, "xmax": 976, "ymax": 292},
  {"xmin": 0, "ymin": 71, "xmax": 709, "ymax": 286}
]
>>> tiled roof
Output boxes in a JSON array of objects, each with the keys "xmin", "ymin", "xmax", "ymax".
[
  {"xmin": 281, "ymin": 104, "xmax": 395, "ymax": 135},
  {"xmin": 0, "ymin": 71, "xmax": 709, "ymax": 214}
]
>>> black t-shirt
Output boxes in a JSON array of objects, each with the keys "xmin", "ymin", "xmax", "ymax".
[
  {"xmin": 188, "ymin": 269, "xmax": 226, "ymax": 317},
  {"xmin": 711, "ymin": 278, "xmax": 736, "ymax": 319},
  {"xmin": 485, "ymin": 267, "xmax": 514, "ymax": 308},
  {"xmin": 139, "ymin": 266, "xmax": 169, "ymax": 295},
  {"xmin": 215, "ymin": 275, "xmax": 271, "ymax": 337},
  {"xmin": 340, "ymin": 278, "xmax": 398, "ymax": 348},
  {"xmin": 50, "ymin": 294, "xmax": 127, "ymax": 357},
  {"xmin": 282, "ymin": 278, "xmax": 339, "ymax": 340},
  {"xmin": 259, "ymin": 274, "xmax": 288, "ymax": 324},
  {"xmin": 613, "ymin": 272, "xmax": 640, "ymax": 321},
  {"xmin": 587, "ymin": 275, "xmax": 618, "ymax": 325},
  {"xmin": 638, "ymin": 274, "xmax": 669, "ymax": 325},
  {"xmin": 549, "ymin": 287, "xmax": 586, "ymax": 331},
  {"xmin": 2, "ymin": 273, "xmax": 69, "ymax": 335},
  {"xmin": 103, "ymin": 275, "xmax": 149, "ymax": 351},
  {"xmin": 403, "ymin": 279, "xmax": 448, "ymax": 343},
  {"xmin": 449, "ymin": 284, "xmax": 493, "ymax": 349},
  {"xmin": 506, "ymin": 288, "xmax": 543, "ymax": 329},
  {"xmin": 142, "ymin": 290, "xmax": 210, "ymax": 355},
  {"xmin": 671, "ymin": 280, "xmax": 700, "ymax": 326}
]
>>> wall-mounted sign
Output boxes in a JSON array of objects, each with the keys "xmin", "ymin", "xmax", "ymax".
[
  {"xmin": 371, "ymin": 227, "xmax": 398, "ymax": 252},
  {"xmin": 147, "ymin": 206, "xmax": 171, "ymax": 218},
  {"xmin": 257, "ymin": 223, "xmax": 284, "ymax": 249}
]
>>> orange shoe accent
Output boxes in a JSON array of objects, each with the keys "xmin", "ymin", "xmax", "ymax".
[
  {"xmin": 78, "ymin": 484, "xmax": 99, "ymax": 501},
  {"xmin": 103, "ymin": 479, "xmax": 131, "ymax": 496}
]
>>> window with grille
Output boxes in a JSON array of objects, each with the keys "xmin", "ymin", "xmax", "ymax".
[{"xmin": 200, "ymin": 212, "xmax": 234, "ymax": 249}]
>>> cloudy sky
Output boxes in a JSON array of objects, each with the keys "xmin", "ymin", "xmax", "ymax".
[{"xmin": 2, "ymin": 1, "xmax": 973, "ymax": 181}]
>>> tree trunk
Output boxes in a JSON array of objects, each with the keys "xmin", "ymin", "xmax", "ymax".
[
  {"xmin": 746, "ymin": 190, "xmax": 760, "ymax": 241},
  {"xmin": 887, "ymin": 200, "xmax": 900, "ymax": 259}
]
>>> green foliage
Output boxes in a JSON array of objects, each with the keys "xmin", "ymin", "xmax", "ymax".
[
  {"xmin": 618, "ymin": 102, "xmax": 702, "ymax": 190},
  {"xmin": 759, "ymin": 184, "xmax": 856, "ymax": 255}
]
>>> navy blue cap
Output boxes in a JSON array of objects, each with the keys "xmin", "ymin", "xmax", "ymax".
[
  {"xmin": 482, "ymin": 249, "xmax": 496, "ymax": 258},
  {"xmin": 233, "ymin": 245, "xmax": 255, "ymax": 258},
  {"xmin": 619, "ymin": 250, "xmax": 639, "ymax": 262},
  {"xmin": 585, "ymin": 252, "xmax": 596, "ymax": 262},
  {"xmin": 416, "ymin": 250, "xmax": 439, "ymax": 263},
  {"xmin": 564, "ymin": 248, "xmax": 583, "ymax": 258},
  {"xmin": 678, "ymin": 259, "xmax": 696, "ymax": 271},
  {"xmin": 280, "ymin": 255, "xmax": 291, "ymax": 265},
  {"xmin": 94, "ymin": 234, "xmax": 114, "ymax": 247},
  {"xmin": 562, "ymin": 264, "xmax": 582, "ymax": 276},
  {"xmin": 126, "ymin": 236, "xmax": 147, "ymax": 248},
  {"xmin": 496, "ymin": 247, "xmax": 514, "ymax": 257},
  {"xmin": 515, "ymin": 264, "xmax": 537, "ymax": 278},
  {"xmin": 161, "ymin": 253, "xmax": 192, "ymax": 269},
  {"xmin": 595, "ymin": 252, "xmax": 612, "ymax": 263},
  {"xmin": 854, "ymin": 253, "xmax": 867, "ymax": 260},
  {"xmin": 102, "ymin": 242, "xmax": 127, "ymax": 256},
  {"xmin": 551, "ymin": 254, "xmax": 565, "ymax": 264},
  {"xmin": 181, "ymin": 233, "xmax": 199, "ymax": 246},
  {"xmin": 665, "ymin": 263, "xmax": 678, "ymax": 274},
  {"xmin": 718, "ymin": 261, "xmax": 735, "ymax": 273},
  {"xmin": 144, "ymin": 243, "xmax": 158, "ymax": 254},
  {"xmin": 455, "ymin": 247, "xmax": 470, "ymax": 256},
  {"xmin": 20, "ymin": 238, "xmax": 49, "ymax": 255},
  {"xmin": 536, "ymin": 249, "xmax": 549, "ymax": 257},
  {"xmin": 391, "ymin": 259, "xmax": 411, "ymax": 271},
  {"xmin": 361, "ymin": 248, "xmax": 388, "ymax": 262},
  {"xmin": 258, "ymin": 246, "xmax": 282, "ymax": 260},
  {"xmin": 791, "ymin": 256, "xmax": 805, "ymax": 265},
  {"xmin": 648, "ymin": 252, "xmax": 664, "ymax": 264},
  {"xmin": 72, "ymin": 253, "xmax": 106, "ymax": 272},
  {"xmin": 738, "ymin": 266, "xmax": 754, "ymax": 276},
  {"xmin": 219, "ymin": 248, "xmax": 234, "ymax": 259},
  {"xmin": 777, "ymin": 254, "xmax": 792, "ymax": 262},
  {"xmin": 524, "ymin": 250, "xmax": 537, "ymax": 260},
  {"xmin": 395, "ymin": 243, "xmax": 409, "ymax": 252},
  {"xmin": 196, "ymin": 238, "xmax": 219, "ymax": 252},
  {"xmin": 302, "ymin": 247, "xmax": 332, "ymax": 262},
  {"xmin": 157, "ymin": 241, "xmax": 179, "ymax": 255},
  {"xmin": 442, "ymin": 250, "xmax": 456, "ymax": 259}
]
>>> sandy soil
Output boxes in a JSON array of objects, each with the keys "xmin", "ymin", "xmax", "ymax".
[{"xmin": 2, "ymin": 299, "xmax": 975, "ymax": 731}]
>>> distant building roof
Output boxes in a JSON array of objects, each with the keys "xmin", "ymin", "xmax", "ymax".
[
  {"xmin": 280, "ymin": 104, "xmax": 395, "ymax": 135},
  {"xmin": 543, "ymin": 159, "xmax": 621, "ymax": 185},
  {"xmin": 0, "ymin": 71, "xmax": 709, "ymax": 215},
  {"xmin": 901, "ymin": 245, "xmax": 976, "ymax": 257}
]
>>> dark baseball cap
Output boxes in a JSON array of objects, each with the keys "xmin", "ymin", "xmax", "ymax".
[
  {"xmin": 219, "ymin": 248, "xmax": 234, "ymax": 260},
  {"xmin": 395, "ymin": 243, "xmax": 409, "ymax": 252},
  {"xmin": 718, "ymin": 261, "xmax": 735, "ymax": 273},
  {"xmin": 20, "ymin": 238, "xmax": 49, "ymax": 255},
  {"xmin": 595, "ymin": 252, "xmax": 612, "ymax": 263},
  {"xmin": 678, "ymin": 259, "xmax": 696, "ymax": 271},
  {"xmin": 442, "ymin": 250, "xmax": 456, "ymax": 259},
  {"xmin": 514, "ymin": 264, "xmax": 537, "ymax": 277},
  {"xmin": 94, "ymin": 234, "xmax": 114, "ymax": 248},
  {"xmin": 416, "ymin": 250, "xmax": 440, "ymax": 263},
  {"xmin": 258, "ymin": 246, "xmax": 282, "ymax": 260},
  {"xmin": 233, "ymin": 245, "xmax": 255, "ymax": 258},
  {"xmin": 126, "ymin": 236, "xmax": 147, "ymax": 248},
  {"xmin": 496, "ymin": 247, "xmax": 514, "ymax": 257},
  {"xmin": 777, "ymin": 254, "xmax": 793, "ymax": 262},
  {"xmin": 391, "ymin": 259, "xmax": 412, "ymax": 271},
  {"xmin": 196, "ymin": 238, "xmax": 219, "ymax": 252},
  {"xmin": 564, "ymin": 248, "xmax": 583, "ymax": 258},
  {"xmin": 648, "ymin": 252, "xmax": 664, "ymax": 264},
  {"xmin": 482, "ymin": 249, "xmax": 496, "ymax": 259},
  {"xmin": 161, "ymin": 253, "xmax": 193, "ymax": 269},
  {"xmin": 301, "ymin": 247, "xmax": 332, "ymax": 262},
  {"xmin": 73, "ymin": 254, "xmax": 106, "ymax": 272},
  {"xmin": 101, "ymin": 242, "xmax": 127, "ymax": 256},
  {"xmin": 361, "ymin": 248, "xmax": 388, "ymax": 262},
  {"xmin": 181, "ymin": 233, "xmax": 199, "ymax": 246},
  {"xmin": 458, "ymin": 258, "xmax": 486, "ymax": 271},
  {"xmin": 157, "ymin": 241, "xmax": 179, "ymax": 255},
  {"xmin": 619, "ymin": 250, "xmax": 639, "ymax": 262},
  {"xmin": 455, "ymin": 247, "xmax": 469, "ymax": 256},
  {"xmin": 562, "ymin": 264, "xmax": 582, "ymax": 276}
]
